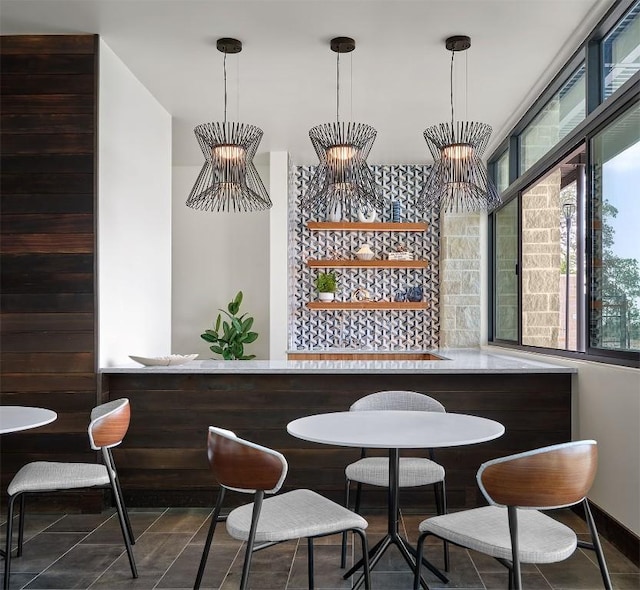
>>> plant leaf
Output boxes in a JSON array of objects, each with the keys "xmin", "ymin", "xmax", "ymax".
[
  {"xmin": 241, "ymin": 317, "xmax": 254, "ymax": 333},
  {"xmin": 215, "ymin": 314, "xmax": 221, "ymax": 331},
  {"xmin": 244, "ymin": 331, "xmax": 258, "ymax": 343}
]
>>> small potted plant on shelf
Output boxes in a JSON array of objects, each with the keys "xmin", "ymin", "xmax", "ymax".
[{"xmin": 315, "ymin": 271, "xmax": 337, "ymax": 302}]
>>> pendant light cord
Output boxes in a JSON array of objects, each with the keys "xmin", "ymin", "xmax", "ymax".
[
  {"xmin": 223, "ymin": 51, "xmax": 228, "ymax": 124},
  {"xmin": 450, "ymin": 49, "xmax": 455, "ymax": 128},
  {"xmin": 336, "ymin": 51, "xmax": 340, "ymax": 123}
]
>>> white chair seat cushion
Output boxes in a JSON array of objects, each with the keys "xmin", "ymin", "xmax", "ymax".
[
  {"xmin": 226, "ymin": 489, "xmax": 368, "ymax": 543},
  {"xmin": 8, "ymin": 461, "xmax": 110, "ymax": 496},
  {"xmin": 346, "ymin": 457, "xmax": 445, "ymax": 487},
  {"xmin": 419, "ymin": 506, "xmax": 577, "ymax": 564}
]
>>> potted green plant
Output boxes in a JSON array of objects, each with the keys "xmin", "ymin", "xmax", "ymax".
[
  {"xmin": 200, "ymin": 291, "xmax": 258, "ymax": 360},
  {"xmin": 315, "ymin": 271, "xmax": 337, "ymax": 302}
]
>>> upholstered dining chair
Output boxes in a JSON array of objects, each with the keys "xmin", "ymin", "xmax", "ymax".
[
  {"xmin": 194, "ymin": 426, "xmax": 371, "ymax": 590},
  {"xmin": 413, "ymin": 440, "xmax": 612, "ymax": 590},
  {"xmin": 3, "ymin": 398, "xmax": 137, "ymax": 590},
  {"xmin": 341, "ymin": 390, "xmax": 449, "ymax": 570}
]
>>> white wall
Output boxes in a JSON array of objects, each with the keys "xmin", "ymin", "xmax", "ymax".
[
  {"xmin": 486, "ymin": 347, "xmax": 640, "ymax": 536},
  {"xmin": 171, "ymin": 157, "xmax": 271, "ymax": 359},
  {"xmin": 269, "ymin": 152, "xmax": 290, "ymax": 360},
  {"xmin": 98, "ymin": 41, "xmax": 172, "ymax": 367}
]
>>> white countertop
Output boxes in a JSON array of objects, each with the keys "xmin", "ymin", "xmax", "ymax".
[{"xmin": 100, "ymin": 348, "xmax": 575, "ymax": 374}]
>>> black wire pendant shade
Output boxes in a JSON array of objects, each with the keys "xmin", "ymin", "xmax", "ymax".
[
  {"xmin": 186, "ymin": 38, "xmax": 272, "ymax": 213},
  {"xmin": 419, "ymin": 36, "xmax": 501, "ymax": 214},
  {"xmin": 301, "ymin": 37, "xmax": 384, "ymax": 219}
]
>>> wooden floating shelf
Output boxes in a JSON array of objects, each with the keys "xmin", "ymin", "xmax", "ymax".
[
  {"xmin": 307, "ymin": 301, "xmax": 429, "ymax": 310},
  {"xmin": 307, "ymin": 222, "xmax": 427, "ymax": 232},
  {"xmin": 307, "ymin": 259, "xmax": 428, "ymax": 269}
]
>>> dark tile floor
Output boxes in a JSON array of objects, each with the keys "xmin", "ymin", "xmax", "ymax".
[{"xmin": 1, "ymin": 507, "xmax": 638, "ymax": 589}]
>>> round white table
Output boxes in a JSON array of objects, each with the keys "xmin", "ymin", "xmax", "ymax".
[
  {"xmin": 287, "ymin": 410, "xmax": 505, "ymax": 588},
  {"xmin": 0, "ymin": 406, "xmax": 57, "ymax": 434}
]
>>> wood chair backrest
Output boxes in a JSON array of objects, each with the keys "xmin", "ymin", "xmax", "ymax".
[
  {"xmin": 478, "ymin": 440, "xmax": 598, "ymax": 509},
  {"xmin": 88, "ymin": 398, "xmax": 131, "ymax": 450},
  {"xmin": 207, "ymin": 426, "xmax": 288, "ymax": 494},
  {"xmin": 350, "ymin": 390, "xmax": 445, "ymax": 413}
]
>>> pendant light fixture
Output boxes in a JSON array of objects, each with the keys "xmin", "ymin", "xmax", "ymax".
[
  {"xmin": 418, "ymin": 35, "xmax": 501, "ymax": 214},
  {"xmin": 186, "ymin": 38, "xmax": 272, "ymax": 213},
  {"xmin": 301, "ymin": 37, "xmax": 384, "ymax": 219}
]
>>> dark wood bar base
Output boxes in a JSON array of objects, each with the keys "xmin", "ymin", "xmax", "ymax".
[{"xmin": 102, "ymin": 371, "xmax": 571, "ymax": 511}]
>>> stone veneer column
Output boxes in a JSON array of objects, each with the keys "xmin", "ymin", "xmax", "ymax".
[
  {"xmin": 522, "ymin": 170, "xmax": 562, "ymax": 347},
  {"xmin": 440, "ymin": 212, "xmax": 482, "ymax": 347}
]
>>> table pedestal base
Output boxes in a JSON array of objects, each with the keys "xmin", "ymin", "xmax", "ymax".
[
  {"xmin": 344, "ymin": 530, "xmax": 448, "ymax": 589},
  {"xmin": 343, "ymin": 448, "xmax": 449, "ymax": 589}
]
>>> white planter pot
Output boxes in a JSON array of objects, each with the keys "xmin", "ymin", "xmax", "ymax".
[{"xmin": 318, "ymin": 292, "xmax": 335, "ymax": 302}]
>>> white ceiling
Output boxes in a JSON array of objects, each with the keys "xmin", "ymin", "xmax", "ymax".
[{"xmin": 1, "ymin": 0, "xmax": 616, "ymax": 166}]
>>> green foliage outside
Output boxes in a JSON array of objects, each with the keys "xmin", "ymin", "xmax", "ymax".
[
  {"xmin": 201, "ymin": 291, "xmax": 258, "ymax": 360},
  {"xmin": 600, "ymin": 201, "xmax": 640, "ymax": 348}
]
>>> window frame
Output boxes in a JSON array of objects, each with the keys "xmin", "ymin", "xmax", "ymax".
[{"xmin": 487, "ymin": 0, "xmax": 640, "ymax": 367}]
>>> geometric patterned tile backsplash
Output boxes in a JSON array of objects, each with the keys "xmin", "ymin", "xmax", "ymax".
[{"xmin": 288, "ymin": 164, "xmax": 440, "ymax": 351}]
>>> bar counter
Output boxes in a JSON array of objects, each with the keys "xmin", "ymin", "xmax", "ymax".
[
  {"xmin": 100, "ymin": 348, "xmax": 574, "ymax": 509},
  {"xmin": 102, "ymin": 348, "xmax": 576, "ymax": 374}
]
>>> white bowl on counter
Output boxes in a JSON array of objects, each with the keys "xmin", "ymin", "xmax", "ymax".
[{"xmin": 129, "ymin": 354, "xmax": 198, "ymax": 366}]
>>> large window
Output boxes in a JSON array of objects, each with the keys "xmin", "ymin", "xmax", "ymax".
[
  {"xmin": 519, "ymin": 64, "xmax": 586, "ymax": 174},
  {"xmin": 603, "ymin": 1, "xmax": 640, "ymax": 99},
  {"xmin": 488, "ymin": 0, "xmax": 639, "ymax": 366},
  {"xmin": 590, "ymin": 103, "xmax": 640, "ymax": 352},
  {"xmin": 494, "ymin": 199, "xmax": 518, "ymax": 341},
  {"xmin": 495, "ymin": 150, "xmax": 510, "ymax": 193},
  {"xmin": 521, "ymin": 147, "xmax": 584, "ymax": 351}
]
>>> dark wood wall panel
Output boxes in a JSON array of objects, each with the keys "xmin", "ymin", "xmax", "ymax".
[
  {"xmin": 0, "ymin": 35, "xmax": 99, "ymax": 513},
  {"xmin": 105, "ymin": 372, "xmax": 572, "ymax": 510}
]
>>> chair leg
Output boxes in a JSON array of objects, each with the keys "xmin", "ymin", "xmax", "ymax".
[
  {"xmin": 437, "ymin": 480, "xmax": 450, "ymax": 571},
  {"xmin": 340, "ymin": 478, "xmax": 351, "ymax": 568},
  {"xmin": 104, "ymin": 449, "xmax": 137, "ymax": 579},
  {"xmin": 108, "ymin": 448, "xmax": 135, "ymax": 545},
  {"xmin": 413, "ymin": 531, "xmax": 427, "ymax": 590},
  {"xmin": 507, "ymin": 506, "xmax": 521, "ymax": 590},
  {"xmin": 194, "ymin": 488, "xmax": 226, "ymax": 590},
  {"xmin": 583, "ymin": 499, "xmax": 612, "ymax": 590},
  {"xmin": 352, "ymin": 528, "xmax": 371, "ymax": 590},
  {"xmin": 354, "ymin": 482, "xmax": 363, "ymax": 514},
  {"xmin": 239, "ymin": 491, "xmax": 264, "ymax": 590},
  {"xmin": 4, "ymin": 494, "xmax": 19, "ymax": 590},
  {"xmin": 307, "ymin": 537, "xmax": 315, "ymax": 590},
  {"xmin": 17, "ymin": 493, "xmax": 26, "ymax": 557}
]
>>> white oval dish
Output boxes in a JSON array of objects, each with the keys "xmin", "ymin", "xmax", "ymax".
[{"xmin": 129, "ymin": 354, "xmax": 198, "ymax": 366}]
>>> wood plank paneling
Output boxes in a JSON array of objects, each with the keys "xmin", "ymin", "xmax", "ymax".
[
  {"xmin": 1, "ymin": 233, "xmax": 94, "ymax": 253},
  {"xmin": 1, "ymin": 293, "xmax": 94, "ymax": 313},
  {"xmin": 1, "ymin": 154, "xmax": 94, "ymax": 174},
  {"xmin": 1, "ymin": 352, "xmax": 94, "ymax": 373},
  {"xmin": 1, "ymin": 194, "xmax": 94, "ymax": 215},
  {"xmin": 1, "ymin": 175, "xmax": 94, "ymax": 195},
  {"xmin": 1, "ymin": 213, "xmax": 94, "ymax": 233},
  {"xmin": 0, "ymin": 74, "xmax": 95, "ymax": 95},
  {"xmin": 0, "ymin": 54, "xmax": 96, "ymax": 74},
  {"xmin": 0, "ymin": 35, "xmax": 96, "ymax": 54},
  {"xmin": 1, "ymin": 94, "xmax": 95, "ymax": 114},
  {"xmin": 105, "ymin": 372, "xmax": 572, "ymax": 511},
  {"xmin": 1, "ymin": 114, "xmax": 95, "ymax": 134},
  {"xmin": 0, "ymin": 34, "xmax": 99, "ymax": 514}
]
